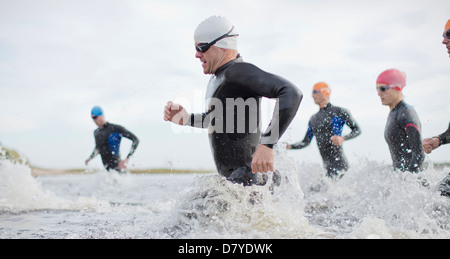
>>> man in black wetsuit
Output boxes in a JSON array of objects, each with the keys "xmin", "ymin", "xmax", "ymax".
[
  {"xmin": 421, "ymin": 19, "xmax": 450, "ymax": 197},
  {"xmin": 423, "ymin": 123, "xmax": 450, "ymax": 196},
  {"xmin": 376, "ymin": 69, "xmax": 424, "ymax": 173},
  {"xmin": 164, "ymin": 16, "xmax": 302, "ymax": 186},
  {"xmin": 287, "ymin": 82, "xmax": 361, "ymax": 178},
  {"xmin": 422, "ymin": 20, "xmax": 450, "ymax": 154},
  {"xmin": 85, "ymin": 106, "xmax": 139, "ymax": 172}
]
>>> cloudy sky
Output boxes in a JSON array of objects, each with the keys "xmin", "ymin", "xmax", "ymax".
[{"xmin": 0, "ymin": 0, "xmax": 449, "ymax": 170}]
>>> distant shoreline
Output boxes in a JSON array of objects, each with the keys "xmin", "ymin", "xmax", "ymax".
[
  {"xmin": 31, "ymin": 167, "xmax": 215, "ymax": 177},
  {"xmin": 30, "ymin": 162, "xmax": 450, "ymax": 177}
]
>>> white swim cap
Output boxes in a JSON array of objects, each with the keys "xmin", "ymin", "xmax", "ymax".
[{"xmin": 194, "ymin": 16, "xmax": 238, "ymax": 50}]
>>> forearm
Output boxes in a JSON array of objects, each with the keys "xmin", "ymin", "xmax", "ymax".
[
  {"xmin": 343, "ymin": 114, "xmax": 361, "ymax": 141},
  {"xmin": 188, "ymin": 113, "xmax": 210, "ymax": 129},
  {"xmin": 127, "ymin": 138, "xmax": 139, "ymax": 158},
  {"xmin": 406, "ymin": 127, "xmax": 425, "ymax": 172},
  {"xmin": 88, "ymin": 149, "xmax": 99, "ymax": 159},
  {"xmin": 437, "ymin": 126, "xmax": 450, "ymax": 146},
  {"xmin": 344, "ymin": 125, "xmax": 361, "ymax": 141}
]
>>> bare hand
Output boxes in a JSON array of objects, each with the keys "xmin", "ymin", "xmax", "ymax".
[
  {"xmin": 422, "ymin": 138, "xmax": 440, "ymax": 154},
  {"xmin": 164, "ymin": 101, "xmax": 190, "ymax": 126},
  {"xmin": 331, "ymin": 135, "xmax": 345, "ymax": 146},
  {"xmin": 119, "ymin": 158, "xmax": 129, "ymax": 170},
  {"xmin": 85, "ymin": 159, "xmax": 90, "ymax": 166},
  {"xmin": 251, "ymin": 144, "xmax": 274, "ymax": 174}
]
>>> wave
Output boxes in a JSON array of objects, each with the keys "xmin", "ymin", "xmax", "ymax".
[
  {"xmin": 0, "ymin": 159, "xmax": 109, "ymax": 213},
  {"xmin": 299, "ymin": 157, "xmax": 450, "ymax": 238},
  {"xmin": 1, "ymin": 147, "xmax": 448, "ymax": 239},
  {"xmin": 165, "ymin": 154, "xmax": 326, "ymax": 238},
  {"xmin": 162, "ymin": 153, "xmax": 450, "ymax": 239}
]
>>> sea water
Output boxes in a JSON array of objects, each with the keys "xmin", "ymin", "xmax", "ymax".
[{"xmin": 0, "ymin": 152, "xmax": 449, "ymax": 239}]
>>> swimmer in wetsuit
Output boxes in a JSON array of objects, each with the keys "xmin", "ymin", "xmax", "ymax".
[
  {"xmin": 287, "ymin": 82, "xmax": 361, "ymax": 178},
  {"xmin": 423, "ymin": 122, "xmax": 450, "ymax": 197},
  {"xmin": 164, "ymin": 16, "xmax": 302, "ymax": 186},
  {"xmin": 85, "ymin": 106, "xmax": 139, "ymax": 172},
  {"xmin": 376, "ymin": 69, "xmax": 424, "ymax": 173},
  {"xmin": 421, "ymin": 19, "xmax": 450, "ymax": 197},
  {"xmin": 422, "ymin": 20, "xmax": 450, "ymax": 154}
]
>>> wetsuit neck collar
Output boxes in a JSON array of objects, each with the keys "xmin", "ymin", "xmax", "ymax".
[
  {"xmin": 99, "ymin": 121, "xmax": 110, "ymax": 129},
  {"xmin": 391, "ymin": 100, "xmax": 405, "ymax": 111},
  {"xmin": 215, "ymin": 54, "xmax": 242, "ymax": 76},
  {"xmin": 320, "ymin": 102, "xmax": 332, "ymax": 110}
]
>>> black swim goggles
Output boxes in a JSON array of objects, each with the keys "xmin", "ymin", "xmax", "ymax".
[
  {"xmin": 195, "ymin": 26, "xmax": 239, "ymax": 53},
  {"xmin": 443, "ymin": 29, "xmax": 450, "ymax": 39},
  {"xmin": 376, "ymin": 85, "xmax": 391, "ymax": 92}
]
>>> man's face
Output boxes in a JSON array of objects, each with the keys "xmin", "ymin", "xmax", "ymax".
[
  {"xmin": 195, "ymin": 44, "xmax": 226, "ymax": 74},
  {"xmin": 443, "ymin": 29, "xmax": 450, "ymax": 57},
  {"xmin": 376, "ymin": 83, "xmax": 400, "ymax": 107},
  {"xmin": 92, "ymin": 115, "xmax": 106, "ymax": 127},
  {"xmin": 312, "ymin": 90, "xmax": 328, "ymax": 105}
]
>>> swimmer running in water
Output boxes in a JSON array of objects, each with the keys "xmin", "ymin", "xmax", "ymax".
[
  {"xmin": 422, "ymin": 20, "xmax": 450, "ymax": 154},
  {"xmin": 287, "ymin": 82, "xmax": 361, "ymax": 179},
  {"xmin": 376, "ymin": 69, "xmax": 425, "ymax": 173},
  {"xmin": 164, "ymin": 16, "xmax": 302, "ymax": 186},
  {"xmin": 85, "ymin": 106, "xmax": 139, "ymax": 172},
  {"xmin": 421, "ymin": 19, "xmax": 450, "ymax": 197}
]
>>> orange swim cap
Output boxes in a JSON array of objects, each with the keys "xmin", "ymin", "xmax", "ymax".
[
  {"xmin": 445, "ymin": 19, "xmax": 450, "ymax": 30},
  {"xmin": 313, "ymin": 82, "xmax": 331, "ymax": 96}
]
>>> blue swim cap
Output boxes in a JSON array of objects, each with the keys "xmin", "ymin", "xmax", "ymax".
[{"xmin": 91, "ymin": 106, "xmax": 104, "ymax": 116}]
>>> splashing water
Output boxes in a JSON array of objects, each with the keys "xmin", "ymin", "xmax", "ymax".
[
  {"xmin": 299, "ymin": 157, "xmax": 450, "ymax": 238},
  {"xmin": 0, "ymin": 149, "xmax": 449, "ymax": 239},
  {"xmin": 0, "ymin": 159, "xmax": 109, "ymax": 213}
]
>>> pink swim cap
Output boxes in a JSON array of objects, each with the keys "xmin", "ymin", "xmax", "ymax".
[{"xmin": 376, "ymin": 69, "xmax": 407, "ymax": 92}]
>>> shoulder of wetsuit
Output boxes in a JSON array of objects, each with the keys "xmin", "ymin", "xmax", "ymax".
[
  {"xmin": 335, "ymin": 106, "xmax": 352, "ymax": 118},
  {"xmin": 223, "ymin": 61, "xmax": 300, "ymax": 98},
  {"xmin": 223, "ymin": 61, "xmax": 263, "ymax": 81},
  {"xmin": 107, "ymin": 123, "xmax": 124, "ymax": 131},
  {"xmin": 399, "ymin": 104, "xmax": 419, "ymax": 121}
]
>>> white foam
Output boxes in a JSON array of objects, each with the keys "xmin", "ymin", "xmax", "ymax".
[
  {"xmin": 164, "ymin": 153, "xmax": 324, "ymax": 239},
  {"xmin": 0, "ymin": 159, "xmax": 109, "ymax": 213}
]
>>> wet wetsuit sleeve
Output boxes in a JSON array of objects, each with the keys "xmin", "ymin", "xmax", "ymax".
[
  {"xmin": 89, "ymin": 131, "xmax": 100, "ymax": 159},
  {"xmin": 88, "ymin": 148, "xmax": 99, "ymax": 159},
  {"xmin": 405, "ymin": 126, "xmax": 424, "ymax": 172},
  {"xmin": 342, "ymin": 109, "xmax": 361, "ymax": 141},
  {"xmin": 290, "ymin": 123, "xmax": 314, "ymax": 149},
  {"xmin": 437, "ymin": 122, "xmax": 450, "ymax": 145},
  {"xmin": 227, "ymin": 63, "xmax": 303, "ymax": 148},
  {"xmin": 401, "ymin": 110, "xmax": 424, "ymax": 172},
  {"xmin": 116, "ymin": 125, "xmax": 140, "ymax": 158},
  {"xmin": 188, "ymin": 112, "xmax": 210, "ymax": 129}
]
